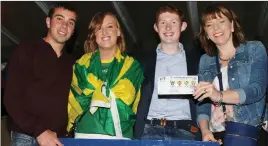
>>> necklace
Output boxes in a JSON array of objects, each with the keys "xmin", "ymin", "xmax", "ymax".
[
  {"xmin": 218, "ymin": 50, "xmax": 235, "ymax": 62},
  {"xmin": 219, "ymin": 56, "xmax": 231, "ymax": 62}
]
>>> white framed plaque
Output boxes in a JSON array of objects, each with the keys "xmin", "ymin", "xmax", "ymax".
[{"xmin": 158, "ymin": 76, "xmax": 198, "ymax": 95}]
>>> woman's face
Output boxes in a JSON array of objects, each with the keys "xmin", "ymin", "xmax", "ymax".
[
  {"xmin": 204, "ymin": 13, "xmax": 234, "ymax": 47},
  {"xmin": 95, "ymin": 15, "xmax": 120, "ymax": 50}
]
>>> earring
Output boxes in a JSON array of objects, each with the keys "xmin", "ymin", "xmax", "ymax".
[{"xmin": 207, "ymin": 36, "xmax": 210, "ymax": 40}]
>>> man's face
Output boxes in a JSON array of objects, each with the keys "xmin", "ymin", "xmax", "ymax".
[
  {"xmin": 154, "ymin": 12, "xmax": 187, "ymax": 44},
  {"xmin": 46, "ymin": 7, "xmax": 77, "ymax": 44}
]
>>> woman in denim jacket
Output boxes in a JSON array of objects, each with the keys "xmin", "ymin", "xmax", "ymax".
[{"xmin": 193, "ymin": 4, "xmax": 267, "ymax": 143}]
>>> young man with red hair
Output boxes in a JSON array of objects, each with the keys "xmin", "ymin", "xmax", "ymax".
[{"xmin": 135, "ymin": 5, "xmax": 201, "ymax": 140}]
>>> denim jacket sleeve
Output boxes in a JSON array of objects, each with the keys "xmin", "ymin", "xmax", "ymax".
[
  {"xmin": 196, "ymin": 54, "xmax": 212, "ymax": 124},
  {"xmin": 234, "ymin": 41, "xmax": 268, "ymax": 105}
]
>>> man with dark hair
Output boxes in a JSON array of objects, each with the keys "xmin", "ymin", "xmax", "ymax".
[
  {"xmin": 4, "ymin": 3, "xmax": 78, "ymax": 146},
  {"xmin": 134, "ymin": 5, "xmax": 201, "ymax": 140}
]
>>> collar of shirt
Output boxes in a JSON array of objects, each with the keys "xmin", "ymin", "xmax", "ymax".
[
  {"xmin": 156, "ymin": 42, "xmax": 185, "ymax": 56},
  {"xmin": 40, "ymin": 38, "xmax": 67, "ymax": 58}
]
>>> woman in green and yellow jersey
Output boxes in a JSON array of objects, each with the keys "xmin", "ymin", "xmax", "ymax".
[{"xmin": 67, "ymin": 12, "xmax": 144, "ymax": 139}]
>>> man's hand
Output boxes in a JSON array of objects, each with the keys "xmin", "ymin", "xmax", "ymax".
[{"xmin": 36, "ymin": 130, "xmax": 63, "ymax": 146}]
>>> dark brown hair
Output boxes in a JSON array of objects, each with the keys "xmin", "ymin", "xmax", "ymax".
[
  {"xmin": 48, "ymin": 2, "xmax": 77, "ymax": 19},
  {"xmin": 84, "ymin": 12, "xmax": 125, "ymax": 53},
  {"xmin": 198, "ymin": 4, "xmax": 246, "ymax": 56}
]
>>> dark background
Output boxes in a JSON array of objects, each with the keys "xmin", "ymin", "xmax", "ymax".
[{"xmin": 1, "ymin": 1, "xmax": 268, "ymax": 61}]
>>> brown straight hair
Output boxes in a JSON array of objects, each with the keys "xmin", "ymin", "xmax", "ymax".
[{"xmin": 198, "ymin": 4, "xmax": 246, "ymax": 56}]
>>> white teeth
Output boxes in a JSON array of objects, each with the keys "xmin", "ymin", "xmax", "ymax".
[
  {"xmin": 164, "ymin": 32, "xmax": 174, "ymax": 36},
  {"xmin": 58, "ymin": 31, "xmax": 66, "ymax": 36},
  {"xmin": 102, "ymin": 36, "xmax": 111, "ymax": 41},
  {"xmin": 214, "ymin": 33, "xmax": 223, "ymax": 37}
]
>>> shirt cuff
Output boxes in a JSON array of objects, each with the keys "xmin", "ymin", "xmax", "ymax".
[
  {"xmin": 234, "ymin": 88, "xmax": 246, "ymax": 104},
  {"xmin": 197, "ymin": 114, "xmax": 210, "ymax": 127}
]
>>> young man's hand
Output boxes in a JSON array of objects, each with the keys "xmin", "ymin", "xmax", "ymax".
[{"xmin": 37, "ymin": 130, "xmax": 63, "ymax": 146}]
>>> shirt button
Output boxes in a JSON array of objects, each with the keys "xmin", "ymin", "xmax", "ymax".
[
  {"xmin": 232, "ymin": 78, "xmax": 235, "ymax": 81},
  {"xmin": 230, "ymin": 66, "xmax": 233, "ymax": 69}
]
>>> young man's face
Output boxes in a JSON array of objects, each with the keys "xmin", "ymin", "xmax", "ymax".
[
  {"xmin": 154, "ymin": 12, "xmax": 187, "ymax": 44},
  {"xmin": 46, "ymin": 7, "xmax": 77, "ymax": 44}
]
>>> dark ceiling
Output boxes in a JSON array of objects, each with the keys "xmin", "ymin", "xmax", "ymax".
[{"xmin": 1, "ymin": 1, "xmax": 268, "ymax": 61}]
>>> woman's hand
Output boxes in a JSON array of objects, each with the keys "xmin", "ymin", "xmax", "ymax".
[
  {"xmin": 202, "ymin": 129, "xmax": 217, "ymax": 142},
  {"xmin": 193, "ymin": 81, "xmax": 220, "ymax": 102},
  {"xmin": 202, "ymin": 129, "xmax": 223, "ymax": 145}
]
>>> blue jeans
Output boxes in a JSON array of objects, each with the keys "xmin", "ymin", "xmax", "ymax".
[
  {"xmin": 141, "ymin": 124, "xmax": 196, "ymax": 140},
  {"xmin": 11, "ymin": 131, "xmax": 39, "ymax": 146}
]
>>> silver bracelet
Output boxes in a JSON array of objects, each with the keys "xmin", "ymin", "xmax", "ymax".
[{"xmin": 214, "ymin": 91, "xmax": 223, "ymax": 106}]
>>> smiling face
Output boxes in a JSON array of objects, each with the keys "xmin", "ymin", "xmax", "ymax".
[
  {"xmin": 46, "ymin": 7, "xmax": 76, "ymax": 45},
  {"xmin": 154, "ymin": 12, "xmax": 187, "ymax": 44},
  {"xmin": 95, "ymin": 15, "xmax": 120, "ymax": 50},
  {"xmin": 204, "ymin": 13, "xmax": 234, "ymax": 47}
]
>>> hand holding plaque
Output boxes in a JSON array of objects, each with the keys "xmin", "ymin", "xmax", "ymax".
[{"xmin": 158, "ymin": 76, "xmax": 198, "ymax": 95}]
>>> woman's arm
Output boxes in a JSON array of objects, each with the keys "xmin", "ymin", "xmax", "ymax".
[
  {"xmin": 199, "ymin": 120, "xmax": 209, "ymax": 134},
  {"xmin": 234, "ymin": 41, "xmax": 267, "ymax": 105},
  {"xmin": 195, "ymin": 42, "xmax": 267, "ymax": 105},
  {"xmin": 199, "ymin": 120, "xmax": 218, "ymax": 142}
]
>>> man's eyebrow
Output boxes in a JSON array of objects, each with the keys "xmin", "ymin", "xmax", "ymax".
[
  {"xmin": 70, "ymin": 19, "xmax": 76, "ymax": 23},
  {"xmin": 54, "ymin": 14, "xmax": 76, "ymax": 23},
  {"xmin": 54, "ymin": 14, "xmax": 64, "ymax": 18},
  {"xmin": 171, "ymin": 18, "xmax": 180, "ymax": 21}
]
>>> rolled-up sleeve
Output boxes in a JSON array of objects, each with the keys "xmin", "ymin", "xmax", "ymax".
[
  {"xmin": 196, "ymin": 103, "xmax": 211, "ymax": 124},
  {"xmin": 196, "ymin": 55, "xmax": 212, "ymax": 124}
]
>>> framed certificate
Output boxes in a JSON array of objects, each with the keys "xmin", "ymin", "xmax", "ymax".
[{"xmin": 158, "ymin": 76, "xmax": 198, "ymax": 95}]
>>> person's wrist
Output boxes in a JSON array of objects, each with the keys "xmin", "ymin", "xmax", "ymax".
[
  {"xmin": 201, "ymin": 128, "xmax": 211, "ymax": 135},
  {"xmin": 214, "ymin": 91, "xmax": 223, "ymax": 105}
]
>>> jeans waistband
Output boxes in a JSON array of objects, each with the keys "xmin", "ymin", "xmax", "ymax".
[{"xmin": 145, "ymin": 119, "xmax": 199, "ymax": 134}]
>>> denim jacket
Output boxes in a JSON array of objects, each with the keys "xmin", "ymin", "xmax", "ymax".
[{"xmin": 197, "ymin": 41, "xmax": 267, "ymax": 127}]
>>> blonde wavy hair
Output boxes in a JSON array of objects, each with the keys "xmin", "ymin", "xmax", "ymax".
[{"xmin": 84, "ymin": 12, "xmax": 126, "ymax": 53}]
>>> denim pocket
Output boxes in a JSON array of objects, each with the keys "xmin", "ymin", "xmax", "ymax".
[
  {"xmin": 141, "ymin": 124, "xmax": 163, "ymax": 140},
  {"xmin": 11, "ymin": 131, "xmax": 35, "ymax": 146},
  {"xmin": 172, "ymin": 128, "xmax": 196, "ymax": 140}
]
